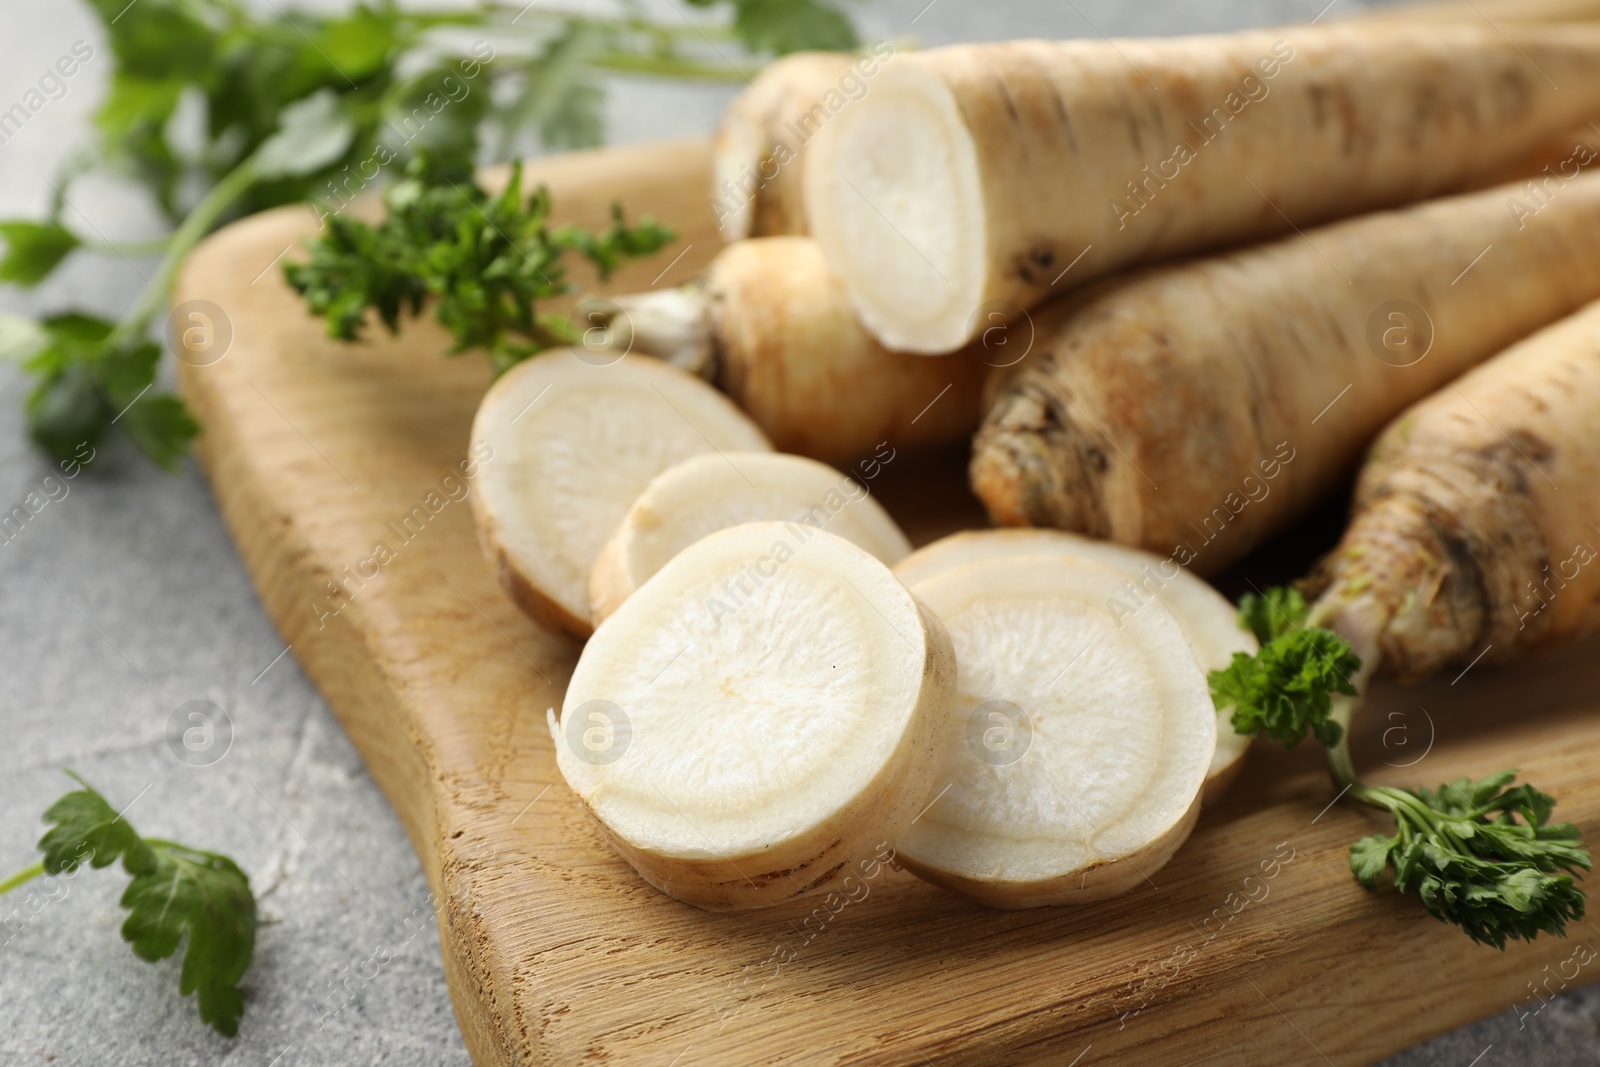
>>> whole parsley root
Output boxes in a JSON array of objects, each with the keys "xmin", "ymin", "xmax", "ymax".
[
  {"xmin": 970, "ymin": 173, "xmax": 1600, "ymax": 576},
  {"xmin": 1211, "ymin": 299, "xmax": 1600, "ymax": 947},
  {"xmin": 0, "ymin": 772, "xmax": 257, "ymax": 1035},
  {"xmin": 602, "ymin": 237, "xmax": 988, "ymax": 465},
  {"xmin": 803, "ymin": 23, "xmax": 1600, "ymax": 353}
]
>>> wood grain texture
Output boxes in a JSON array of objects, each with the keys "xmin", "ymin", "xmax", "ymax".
[{"xmin": 174, "ymin": 138, "xmax": 1600, "ymax": 1067}]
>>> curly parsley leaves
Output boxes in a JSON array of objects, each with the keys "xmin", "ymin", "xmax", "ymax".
[
  {"xmin": 1349, "ymin": 772, "xmax": 1590, "ymax": 949},
  {"xmin": 1217, "ymin": 586, "xmax": 1591, "ymax": 948},
  {"xmin": 285, "ymin": 156, "xmax": 674, "ymax": 375},
  {"xmin": 1209, "ymin": 588, "xmax": 1360, "ymax": 749}
]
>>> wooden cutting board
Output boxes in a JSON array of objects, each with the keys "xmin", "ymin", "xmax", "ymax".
[{"xmin": 174, "ymin": 137, "xmax": 1600, "ymax": 1067}]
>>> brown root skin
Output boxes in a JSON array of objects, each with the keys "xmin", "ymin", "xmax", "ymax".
[
  {"xmin": 706, "ymin": 238, "xmax": 987, "ymax": 464},
  {"xmin": 1311, "ymin": 299, "xmax": 1600, "ymax": 682},
  {"xmin": 971, "ymin": 174, "xmax": 1600, "ymax": 576},
  {"xmin": 1308, "ymin": 492, "xmax": 1487, "ymax": 682},
  {"xmin": 969, "ymin": 366, "xmax": 1112, "ymax": 536}
]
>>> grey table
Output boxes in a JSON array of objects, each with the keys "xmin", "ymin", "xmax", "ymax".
[{"xmin": 1, "ymin": 1, "xmax": 1595, "ymax": 1064}]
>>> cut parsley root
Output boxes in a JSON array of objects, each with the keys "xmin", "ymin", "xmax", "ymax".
[
  {"xmin": 589, "ymin": 451, "xmax": 911, "ymax": 624},
  {"xmin": 606, "ymin": 237, "xmax": 987, "ymax": 464},
  {"xmin": 898, "ymin": 555, "xmax": 1215, "ymax": 907},
  {"xmin": 1211, "ymin": 303, "xmax": 1600, "ymax": 945},
  {"xmin": 973, "ymin": 173, "xmax": 1600, "ymax": 575},
  {"xmin": 553, "ymin": 523, "xmax": 956, "ymax": 911},
  {"xmin": 470, "ymin": 353, "xmax": 771, "ymax": 640},
  {"xmin": 711, "ymin": 52, "xmax": 859, "ymax": 241},
  {"xmin": 803, "ymin": 23, "xmax": 1600, "ymax": 352},
  {"xmin": 894, "ymin": 529, "xmax": 1254, "ymax": 801}
]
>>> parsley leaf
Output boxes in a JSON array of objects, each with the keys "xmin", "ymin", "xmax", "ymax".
[
  {"xmin": 0, "ymin": 221, "xmax": 82, "ymax": 286},
  {"xmin": 1236, "ymin": 586, "xmax": 1310, "ymax": 645},
  {"xmin": 1350, "ymin": 771, "xmax": 1591, "ymax": 949},
  {"xmin": 687, "ymin": 0, "xmax": 859, "ymax": 53},
  {"xmin": 285, "ymin": 155, "xmax": 675, "ymax": 375},
  {"xmin": 39, "ymin": 772, "xmax": 151, "ymax": 875},
  {"xmin": 18, "ymin": 772, "xmax": 257, "ymax": 1035},
  {"xmin": 21, "ymin": 315, "xmax": 197, "ymax": 468},
  {"xmin": 1209, "ymin": 628, "xmax": 1360, "ymax": 749}
]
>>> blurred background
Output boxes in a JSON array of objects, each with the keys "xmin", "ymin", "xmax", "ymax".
[{"xmin": 1, "ymin": 1, "xmax": 1591, "ymax": 1064}]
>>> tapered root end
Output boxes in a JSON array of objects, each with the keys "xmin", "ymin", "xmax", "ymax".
[
  {"xmin": 804, "ymin": 58, "xmax": 986, "ymax": 353},
  {"xmin": 969, "ymin": 378, "xmax": 1111, "ymax": 536},
  {"xmin": 1310, "ymin": 492, "xmax": 1485, "ymax": 682}
]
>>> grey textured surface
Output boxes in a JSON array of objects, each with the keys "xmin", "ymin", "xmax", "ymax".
[{"xmin": 1, "ymin": 1, "xmax": 1594, "ymax": 1065}]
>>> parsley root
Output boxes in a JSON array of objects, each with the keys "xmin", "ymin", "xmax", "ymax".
[
  {"xmin": 552, "ymin": 523, "xmax": 956, "ymax": 910},
  {"xmin": 471, "ymin": 354, "xmax": 771, "ymax": 640},
  {"xmin": 893, "ymin": 529, "xmax": 1256, "ymax": 801},
  {"xmin": 589, "ymin": 451, "xmax": 911, "ymax": 624},
  {"xmin": 972, "ymin": 174, "xmax": 1600, "ymax": 575},
  {"xmin": 897, "ymin": 555, "xmax": 1216, "ymax": 907},
  {"xmin": 710, "ymin": 51, "xmax": 862, "ymax": 240},
  {"xmin": 1208, "ymin": 301, "xmax": 1600, "ymax": 945},
  {"xmin": 606, "ymin": 237, "xmax": 987, "ymax": 464},
  {"xmin": 803, "ymin": 23, "xmax": 1600, "ymax": 352},
  {"xmin": 1312, "ymin": 297, "xmax": 1600, "ymax": 683}
]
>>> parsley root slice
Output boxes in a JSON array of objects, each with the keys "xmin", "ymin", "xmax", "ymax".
[
  {"xmin": 898, "ymin": 556, "xmax": 1215, "ymax": 908},
  {"xmin": 802, "ymin": 23, "xmax": 1600, "ymax": 352},
  {"xmin": 589, "ymin": 451, "xmax": 911, "ymax": 625},
  {"xmin": 606, "ymin": 236, "xmax": 987, "ymax": 464},
  {"xmin": 711, "ymin": 52, "xmax": 859, "ymax": 241},
  {"xmin": 551, "ymin": 522, "xmax": 956, "ymax": 911},
  {"xmin": 893, "ymin": 529, "xmax": 1254, "ymax": 802},
  {"xmin": 972, "ymin": 173, "xmax": 1600, "ymax": 576},
  {"xmin": 470, "ymin": 353, "xmax": 770, "ymax": 641}
]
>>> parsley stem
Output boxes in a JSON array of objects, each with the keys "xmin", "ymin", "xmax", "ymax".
[
  {"xmin": 81, "ymin": 236, "xmax": 173, "ymax": 259},
  {"xmin": 588, "ymin": 51, "xmax": 762, "ymax": 81},
  {"xmin": 0, "ymin": 861, "xmax": 45, "ymax": 897},
  {"xmin": 105, "ymin": 156, "xmax": 261, "ymax": 353}
]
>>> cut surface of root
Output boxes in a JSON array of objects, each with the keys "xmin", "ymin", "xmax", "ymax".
[
  {"xmin": 894, "ymin": 529, "xmax": 1252, "ymax": 800},
  {"xmin": 590, "ymin": 452, "xmax": 912, "ymax": 624},
  {"xmin": 470, "ymin": 352, "xmax": 770, "ymax": 640},
  {"xmin": 803, "ymin": 58, "xmax": 984, "ymax": 353},
  {"xmin": 554, "ymin": 523, "xmax": 956, "ymax": 910},
  {"xmin": 899, "ymin": 555, "xmax": 1215, "ymax": 907}
]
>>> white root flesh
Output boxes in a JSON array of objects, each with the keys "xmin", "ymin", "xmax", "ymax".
[
  {"xmin": 590, "ymin": 452, "xmax": 912, "ymax": 625},
  {"xmin": 899, "ymin": 555, "xmax": 1215, "ymax": 908},
  {"xmin": 804, "ymin": 25, "xmax": 1600, "ymax": 352},
  {"xmin": 470, "ymin": 352, "xmax": 770, "ymax": 640},
  {"xmin": 553, "ymin": 522, "xmax": 957, "ymax": 911},
  {"xmin": 894, "ymin": 529, "xmax": 1255, "ymax": 800}
]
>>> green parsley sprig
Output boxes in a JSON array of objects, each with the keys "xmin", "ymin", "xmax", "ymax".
[
  {"xmin": 1211, "ymin": 586, "xmax": 1591, "ymax": 948},
  {"xmin": 1209, "ymin": 587, "xmax": 1359, "ymax": 750},
  {"xmin": 284, "ymin": 155, "xmax": 675, "ymax": 376},
  {"xmin": 0, "ymin": 773, "xmax": 256, "ymax": 1036},
  {"xmin": 1, "ymin": 0, "xmax": 858, "ymax": 468}
]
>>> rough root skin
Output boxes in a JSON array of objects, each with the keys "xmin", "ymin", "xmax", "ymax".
[
  {"xmin": 969, "ymin": 366, "xmax": 1110, "ymax": 535},
  {"xmin": 1312, "ymin": 417, "xmax": 1554, "ymax": 682}
]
